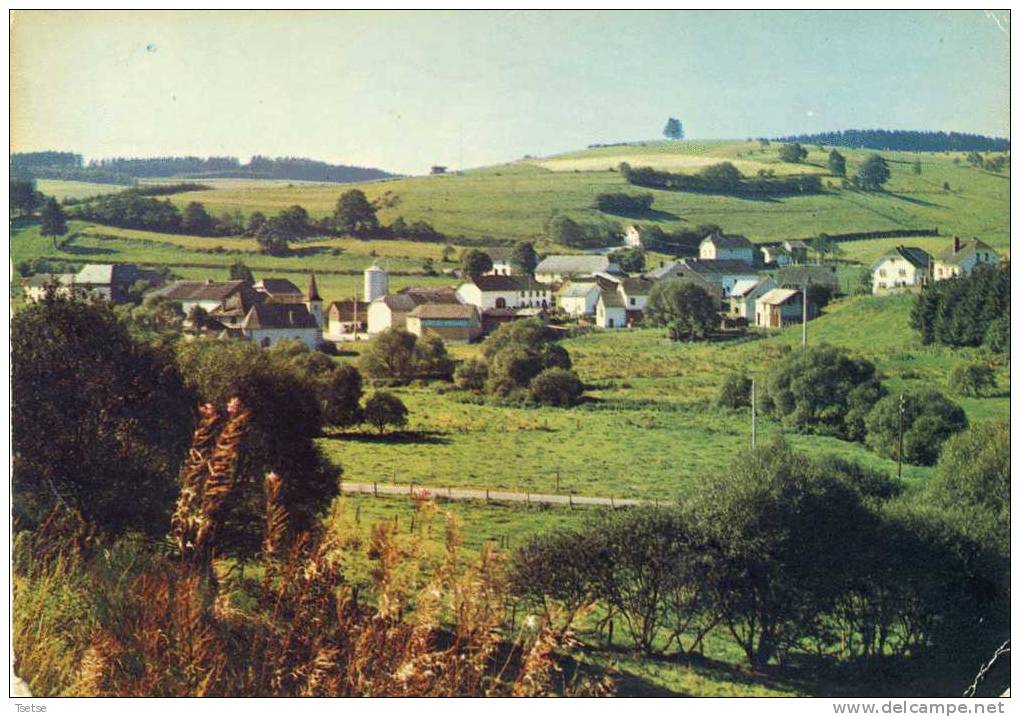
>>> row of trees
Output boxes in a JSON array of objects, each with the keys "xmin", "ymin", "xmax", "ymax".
[
  {"xmin": 511, "ymin": 435, "xmax": 1008, "ymax": 671},
  {"xmin": 772, "ymin": 129, "xmax": 1010, "ymax": 152},
  {"xmin": 910, "ymin": 264, "xmax": 1009, "ymax": 351},
  {"xmin": 594, "ymin": 192, "xmax": 654, "ymax": 215},
  {"xmin": 621, "ymin": 161, "xmax": 824, "ymax": 196},
  {"xmin": 545, "ymin": 214, "xmax": 622, "ymax": 249}
]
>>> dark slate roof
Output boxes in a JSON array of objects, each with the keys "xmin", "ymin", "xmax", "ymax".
[
  {"xmin": 242, "ymin": 302, "xmax": 319, "ymax": 330},
  {"xmin": 644, "ymin": 262, "xmax": 681, "ymax": 281},
  {"xmin": 408, "ymin": 303, "xmax": 480, "ymax": 321},
  {"xmin": 486, "ymin": 247, "xmax": 514, "ymax": 262},
  {"xmin": 702, "ymin": 232, "xmax": 753, "ymax": 250},
  {"xmin": 327, "ymin": 300, "xmax": 370, "ymax": 322},
  {"xmin": 470, "ymin": 275, "xmax": 520, "ymax": 291},
  {"xmin": 937, "ymin": 239, "xmax": 996, "ymax": 265},
  {"xmin": 598, "ymin": 289, "xmax": 625, "ymax": 308},
  {"xmin": 620, "ymin": 277, "xmax": 654, "ymax": 295},
  {"xmin": 254, "ymin": 278, "xmax": 303, "ymax": 297},
  {"xmin": 777, "ymin": 266, "xmax": 840, "ymax": 289},
  {"xmin": 150, "ymin": 279, "xmax": 250, "ymax": 302}
]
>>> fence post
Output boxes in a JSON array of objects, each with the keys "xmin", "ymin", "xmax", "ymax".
[
  {"xmin": 555, "ymin": 470, "xmax": 560, "ymax": 493},
  {"xmin": 448, "ymin": 486, "xmax": 452, "ymax": 499},
  {"xmin": 569, "ymin": 493, "xmax": 573, "ymax": 509},
  {"xmin": 373, "ymin": 481, "xmax": 377, "ymax": 497},
  {"xmin": 611, "ymin": 496, "xmax": 615, "ymax": 509}
]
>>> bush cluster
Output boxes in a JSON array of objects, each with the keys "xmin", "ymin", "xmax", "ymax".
[{"xmin": 511, "ymin": 440, "xmax": 1007, "ymax": 668}]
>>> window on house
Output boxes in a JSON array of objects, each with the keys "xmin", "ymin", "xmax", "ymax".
[
  {"xmin": 630, "ymin": 297, "xmax": 635, "ymax": 306},
  {"xmin": 879, "ymin": 269, "xmax": 887, "ymax": 277},
  {"xmin": 898, "ymin": 269, "xmax": 906, "ymax": 277}
]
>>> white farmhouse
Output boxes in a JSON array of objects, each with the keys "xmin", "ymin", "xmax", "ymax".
[
  {"xmin": 595, "ymin": 289, "xmax": 627, "ymax": 329},
  {"xmin": 240, "ymin": 303, "xmax": 321, "ymax": 349},
  {"xmin": 617, "ymin": 277, "xmax": 653, "ymax": 312},
  {"xmin": 484, "ymin": 248, "xmax": 515, "ymax": 276},
  {"xmin": 730, "ymin": 277, "xmax": 778, "ymax": 320},
  {"xmin": 148, "ymin": 279, "xmax": 257, "ymax": 314},
  {"xmin": 623, "ymin": 225, "xmax": 644, "ymax": 248},
  {"xmin": 557, "ymin": 282, "xmax": 599, "ymax": 317},
  {"xmin": 699, "ymin": 232, "xmax": 756, "ymax": 264},
  {"xmin": 932, "ymin": 238, "xmax": 999, "ymax": 281},
  {"xmin": 678, "ymin": 259, "xmax": 760, "ymax": 302},
  {"xmin": 871, "ymin": 246, "xmax": 933, "ymax": 293},
  {"xmin": 755, "ymin": 288, "xmax": 809, "ymax": 330},
  {"xmin": 366, "ymin": 287, "xmax": 461, "ymax": 334},
  {"xmin": 455, "ymin": 275, "xmax": 551, "ymax": 311}
]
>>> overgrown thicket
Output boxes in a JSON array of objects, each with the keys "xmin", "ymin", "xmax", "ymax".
[
  {"xmin": 511, "ymin": 439, "xmax": 1009, "ymax": 682},
  {"xmin": 360, "ymin": 327, "xmax": 455, "ymax": 384},
  {"xmin": 910, "ymin": 264, "xmax": 1009, "ymax": 351},
  {"xmin": 454, "ymin": 319, "xmax": 584, "ymax": 407},
  {"xmin": 13, "ymin": 399, "xmax": 609, "ymax": 697},
  {"xmin": 621, "ymin": 161, "xmax": 823, "ymax": 197},
  {"xmin": 761, "ymin": 344, "xmax": 967, "ymax": 466}
]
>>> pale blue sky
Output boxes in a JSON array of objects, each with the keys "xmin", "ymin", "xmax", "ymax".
[{"xmin": 11, "ymin": 10, "xmax": 1010, "ymax": 175}]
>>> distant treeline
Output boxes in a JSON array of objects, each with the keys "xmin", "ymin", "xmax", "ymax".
[
  {"xmin": 773, "ymin": 130, "xmax": 1010, "ymax": 153},
  {"xmin": 621, "ymin": 161, "xmax": 823, "ymax": 197},
  {"xmin": 61, "ymin": 183, "xmax": 212, "ymax": 205},
  {"xmin": 11, "ymin": 152, "xmax": 398, "ymax": 185}
]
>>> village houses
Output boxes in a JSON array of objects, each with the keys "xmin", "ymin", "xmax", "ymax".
[
  {"xmin": 699, "ymin": 232, "xmax": 756, "ymax": 264},
  {"xmin": 534, "ymin": 255, "xmax": 621, "ymax": 284},
  {"xmin": 871, "ymin": 246, "xmax": 933, "ymax": 294},
  {"xmin": 932, "ymin": 237, "xmax": 999, "ymax": 280},
  {"xmin": 557, "ymin": 282, "xmax": 600, "ymax": 317}
]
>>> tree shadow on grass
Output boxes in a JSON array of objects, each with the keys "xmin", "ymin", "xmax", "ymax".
[
  {"xmin": 56, "ymin": 243, "xmax": 116, "ymax": 256},
  {"xmin": 323, "ymin": 429, "xmax": 451, "ymax": 445},
  {"xmin": 883, "ymin": 191, "xmax": 945, "ymax": 209}
]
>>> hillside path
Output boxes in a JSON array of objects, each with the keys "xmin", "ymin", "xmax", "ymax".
[{"xmin": 339, "ymin": 481, "xmax": 650, "ymax": 509}]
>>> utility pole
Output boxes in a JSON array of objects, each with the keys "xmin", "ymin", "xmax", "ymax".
[
  {"xmin": 897, "ymin": 394, "xmax": 905, "ymax": 480},
  {"xmin": 801, "ymin": 280, "xmax": 808, "ymax": 349},
  {"xmin": 750, "ymin": 378, "xmax": 757, "ymax": 449}
]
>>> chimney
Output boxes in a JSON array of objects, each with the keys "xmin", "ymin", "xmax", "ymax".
[{"xmin": 954, "ymin": 236, "xmax": 961, "ymax": 253}]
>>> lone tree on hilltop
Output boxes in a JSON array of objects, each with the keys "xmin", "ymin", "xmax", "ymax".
[
  {"xmin": 663, "ymin": 117, "xmax": 685, "ymax": 140},
  {"xmin": 828, "ymin": 150, "xmax": 846, "ymax": 177},
  {"xmin": 334, "ymin": 189, "xmax": 379, "ymax": 235},
  {"xmin": 779, "ymin": 143, "xmax": 809, "ymax": 163},
  {"xmin": 40, "ymin": 197, "xmax": 67, "ymax": 249},
  {"xmin": 853, "ymin": 154, "xmax": 891, "ymax": 190}
]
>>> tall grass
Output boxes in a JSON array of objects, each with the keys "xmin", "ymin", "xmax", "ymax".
[{"xmin": 13, "ymin": 398, "xmax": 609, "ymax": 697}]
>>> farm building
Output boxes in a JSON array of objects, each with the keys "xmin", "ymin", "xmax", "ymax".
[
  {"xmin": 534, "ymin": 255, "xmax": 620, "ymax": 283},
  {"xmin": 871, "ymin": 247, "xmax": 932, "ymax": 294},
  {"xmin": 455, "ymin": 275, "xmax": 551, "ymax": 311},
  {"xmin": 643, "ymin": 262, "xmax": 723, "ymax": 305},
  {"xmin": 755, "ymin": 288, "xmax": 813, "ymax": 329},
  {"xmin": 558, "ymin": 282, "xmax": 599, "ymax": 317},
  {"xmin": 254, "ymin": 278, "xmax": 304, "ymax": 303},
  {"xmin": 324, "ymin": 300, "xmax": 370, "ymax": 341},
  {"xmin": 406, "ymin": 303, "xmax": 482, "ymax": 344},
  {"xmin": 483, "ymin": 248, "xmax": 515, "ymax": 277},
  {"xmin": 777, "ymin": 265, "xmax": 840, "ymax": 293},
  {"xmin": 148, "ymin": 279, "xmax": 257, "ymax": 314},
  {"xmin": 730, "ymin": 276, "xmax": 778, "ymax": 321},
  {"xmin": 676, "ymin": 259, "xmax": 759, "ymax": 301},
  {"xmin": 366, "ymin": 286, "xmax": 460, "ymax": 334},
  {"xmin": 783, "ymin": 240, "xmax": 810, "ymax": 263},
  {"xmin": 595, "ymin": 289, "xmax": 628, "ymax": 329},
  {"xmin": 239, "ymin": 302, "xmax": 321, "ymax": 349},
  {"xmin": 699, "ymin": 232, "xmax": 755, "ymax": 264},
  {"xmin": 617, "ymin": 277, "xmax": 653, "ymax": 312},
  {"xmin": 759, "ymin": 244, "xmax": 793, "ymax": 267},
  {"xmin": 207, "ymin": 286, "xmax": 268, "ymax": 329},
  {"xmin": 22, "ymin": 272, "xmax": 77, "ymax": 303},
  {"xmin": 932, "ymin": 237, "xmax": 999, "ymax": 280},
  {"xmin": 623, "ymin": 225, "xmax": 644, "ymax": 248}
]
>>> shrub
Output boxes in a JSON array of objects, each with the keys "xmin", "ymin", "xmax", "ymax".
[
  {"xmin": 363, "ymin": 391, "xmax": 408, "ymax": 434},
  {"xmin": 865, "ymin": 390, "xmax": 967, "ymax": 466},
  {"xmin": 716, "ymin": 373, "xmax": 752, "ymax": 408},
  {"xmin": 983, "ymin": 315, "xmax": 1010, "ymax": 355},
  {"xmin": 360, "ymin": 328, "xmax": 453, "ymax": 384},
  {"xmin": 12, "ymin": 297, "xmax": 193, "ymax": 535},
  {"xmin": 528, "ymin": 368, "xmax": 584, "ymax": 407},
  {"xmin": 765, "ymin": 344, "xmax": 882, "ymax": 440},
  {"xmin": 645, "ymin": 280, "xmax": 719, "ymax": 341},
  {"xmin": 949, "ymin": 362, "xmax": 997, "ymax": 397},
  {"xmin": 594, "ymin": 192, "xmax": 653, "ymax": 215},
  {"xmin": 454, "ymin": 359, "xmax": 488, "ymax": 392}
]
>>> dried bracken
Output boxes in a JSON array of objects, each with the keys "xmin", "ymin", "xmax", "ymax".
[{"xmin": 13, "ymin": 401, "xmax": 604, "ymax": 697}]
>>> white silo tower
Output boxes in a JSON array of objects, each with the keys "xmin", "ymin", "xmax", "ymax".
[{"xmin": 364, "ymin": 264, "xmax": 389, "ymax": 302}]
